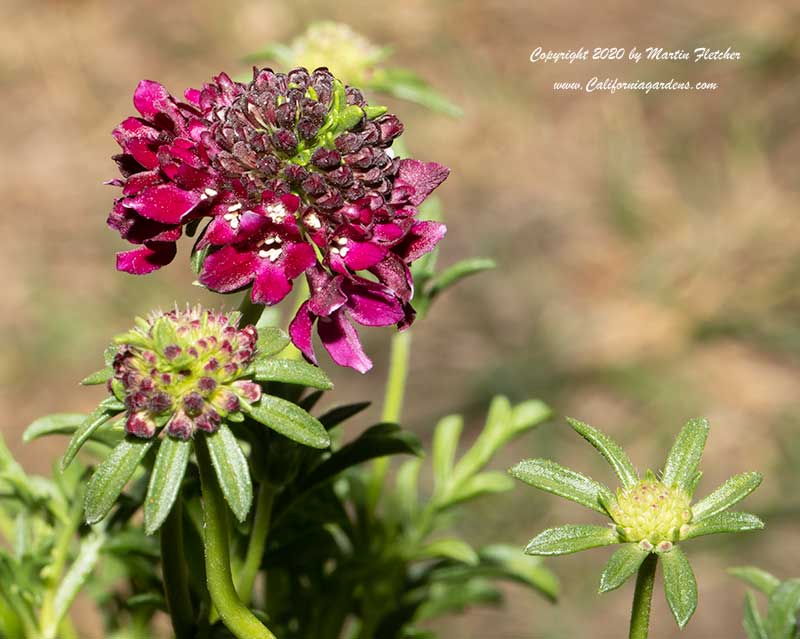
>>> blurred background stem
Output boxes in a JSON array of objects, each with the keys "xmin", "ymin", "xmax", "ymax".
[{"xmin": 160, "ymin": 501, "xmax": 195, "ymax": 639}]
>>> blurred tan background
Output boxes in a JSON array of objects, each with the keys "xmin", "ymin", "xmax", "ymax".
[{"xmin": 2, "ymin": 1, "xmax": 799, "ymax": 637}]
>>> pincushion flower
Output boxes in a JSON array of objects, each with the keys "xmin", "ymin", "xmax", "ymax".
[
  {"xmin": 108, "ymin": 67, "xmax": 449, "ymax": 371},
  {"xmin": 64, "ymin": 306, "xmax": 334, "ymax": 535},
  {"xmin": 509, "ymin": 417, "xmax": 764, "ymax": 636}
]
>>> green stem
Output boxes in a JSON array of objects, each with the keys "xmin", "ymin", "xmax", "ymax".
[
  {"xmin": 629, "ymin": 554, "xmax": 657, "ymax": 639},
  {"xmin": 381, "ymin": 330, "xmax": 412, "ymax": 424},
  {"xmin": 196, "ymin": 438, "xmax": 277, "ymax": 639},
  {"xmin": 236, "ymin": 481, "xmax": 276, "ymax": 605},
  {"xmin": 161, "ymin": 500, "xmax": 195, "ymax": 639},
  {"xmin": 238, "ymin": 293, "xmax": 265, "ymax": 327},
  {"xmin": 368, "ymin": 329, "xmax": 413, "ymax": 511},
  {"xmin": 40, "ymin": 489, "xmax": 85, "ymax": 638}
]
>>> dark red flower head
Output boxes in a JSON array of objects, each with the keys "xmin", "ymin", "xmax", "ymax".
[{"xmin": 107, "ymin": 67, "xmax": 449, "ymax": 372}]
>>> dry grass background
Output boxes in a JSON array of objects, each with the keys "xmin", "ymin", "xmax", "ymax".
[{"xmin": 1, "ymin": 1, "xmax": 799, "ymax": 637}]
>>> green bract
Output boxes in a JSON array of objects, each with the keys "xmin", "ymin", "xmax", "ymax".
[{"xmin": 509, "ymin": 417, "xmax": 764, "ymax": 633}]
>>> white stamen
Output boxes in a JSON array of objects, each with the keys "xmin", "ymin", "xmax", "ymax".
[
  {"xmin": 205, "ymin": 188, "xmax": 218, "ymax": 197},
  {"xmin": 216, "ymin": 108, "xmax": 226, "ymax": 121},
  {"xmin": 200, "ymin": 194, "xmax": 208, "ymax": 200},
  {"xmin": 331, "ymin": 247, "xmax": 340, "ymax": 255},
  {"xmin": 386, "ymin": 147, "xmax": 396, "ymax": 159},
  {"xmin": 305, "ymin": 213, "xmax": 322, "ymax": 230},
  {"xmin": 230, "ymin": 217, "xmax": 240, "ymax": 229},
  {"xmin": 227, "ymin": 203, "xmax": 242, "ymax": 212},
  {"xmin": 336, "ymin": 237, "xmax": 348, "ymax": 246},
  {"xmin": 339, "ymin": 246, "xmax": 349, "ymax": 257},
  {"xmin": 258, "ymin": 247, "xmax": 282, "ymax": 262},
  {"xmin": 265, "ymin": 202, "xmax": 287, "ymax": 223}
]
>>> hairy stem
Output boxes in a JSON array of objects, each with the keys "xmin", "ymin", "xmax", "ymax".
[
  {"xmin": 161, "ymin": 500, "xmax": 195, "ymax": 639},
  {"xmin": 196, "ymin": 437, "xmax": 277, "ymax": 639},
  {"xmin": 369, "ymin": 329, "xmax": 413, "ymax": 510},
  {"xmin": 629, "ymin": 554, "xmax": 658, "ymax": 639},
  {"xmin": 236, "ymin": 481, "xmax": 276, "ymax": 605}
]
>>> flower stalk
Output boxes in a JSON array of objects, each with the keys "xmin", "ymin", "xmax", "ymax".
[
  {"xmin": 629, "ymin": 554, "xmax": 657, "ymax": 639},
  {"xmin": 196, "ymin": 436, "xmax": 277, "ymax": 639},
  {"xmin": 160, "ymin": 501, "xmax": 195, "ymax": 639}
]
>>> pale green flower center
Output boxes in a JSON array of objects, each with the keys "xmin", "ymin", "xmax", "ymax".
[{"xmin": 610, "ymin": 479, "xmax": 691, "ymax": 545}]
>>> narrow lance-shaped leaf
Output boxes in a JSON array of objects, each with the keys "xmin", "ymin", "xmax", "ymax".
[
  {"xmin": 23, "ymin": 414, "xmax": 86, "ymax": 442},
  {"xmin": 742, "ymin": 592, "xmax": 767, "ymax": 639},
  {"xmin": 478, "ymin": 545, "xmax": 560, "ymax": 602},
  {"xmin": 62, "ymin": 405, "xmax": 119, "ymax": 469},
  {"xmin": 318, "ymin": 401, "xmax": 370, "ymax": 430},
  {"xmin": 85, "ymin": 437, "xmax": 153, "ymax": 524},
  {"xmin": 206, "ymin": 425, "xmax": 253, "ymax": 523},
  {"xmin": 764, "ymin": 579, "xmax": 800, "ymax": 639},
  {"xmin": 682, "ymin": 511, "xmax": 764, "ymax": 540},
  {"xmin": 255, "ymin": 327, "xmax": 291, "ymax": 356},
  {"xmin": 246, "ymin": 395, "xmax": 330, "ymax": 449},
  {"xmin": 525, "ymin": 524, "xmax": 619, "ymax": 556},
  {"xmin": 729, "ymin": 566, "xmax": 781, "ymax": 596},
  {"xmin": 509, "ymin": 459, "xmax": 613, "ymax": 514},
  {"xmin": 691, "ymin": 472, "xmax": 762, "ymax": 522},
  {"xmin": 427, "ymin": 258, "xmax": 496, "ymax": 299},
  {"xmin": 566, "ymin": 418, "xmax": 638, "ymax": 489},
  {"xmin": 144, "ymin": 437, "xmax": 191, "ymax": 535},
  {"xmin": 50, "ymin": 531, "xmax": 105, "ymax": 632},
  {"xmin": 661, "ymin": 547, "xmax": 698, "ymax": 629},
  {"xmin": 445, "ymin": 472, "xmax": 514, "ymax": 507},
  {"xmin": 661, "ymin": 418, "xmax": 709, "ymax": 491},
  {"xmin": 432, "ymin": 415, "xmax": 463, "ymax": 493},
  {"xmin": 80, "ymin": 368, "xmax": 112, "ymax": 386},
  {"xmin": 414, "ymin": 538, "xmax": 479, "ymax": 566},
  {"xmin": 254, "ymin": 358, "xmax": 333, "ymax": 390},
  {"xmin": 599, "ymin": 544, "xmax": 650, "ymax": 593}
]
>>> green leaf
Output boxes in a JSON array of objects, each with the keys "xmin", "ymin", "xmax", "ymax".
[
  {"xmin": 254, "ymin": 358, "xmax": 333, "ymax": 390},
  {"xmin": 62, "ymin": 406, "xmax": 117, "ymax": 469},
  {"xmin": 566, "ymin": 418, "xmax": 638, "ymax": 489},
  {"xmin": 765, "ymin": 579, "xmax": 800, "ymax": 639},
  {"xmin": 661, "ymin": 418, "xmax": 709, "ymax": 491},
  {"xmin": 206, "ymin": 426, "xmax": 253, "ymax": 522},
  {"xmin": 85, "ymin": 437, "xmax": 153, "ymax": 524},
  {"xmin": 509, "ymin": 459, "xmax": 613, "ymax": 514},
  {"xmin": 51, "ymin": 530, "xmax": 105, "ymax": 630},
  {"xmin": 318, "ymin": 402, "xmax": 370, "ymax": 430},
  {"xmin": 246, "ymin": 395, "xmax": 330, "ymax": 449},
  {"xmin": 682, "ymin": 511, "xmax": 764, "ymax": 540},
  {"xmin": 432, "ymin": 415, "xmax": 463, "ymax": 492},
  {"xmin": 427, "ymin": 258, "xmax": 496, "ymax": 299},
  {"xmin": 80, "ymin": 368, "xmax": 112, "ymax": 386},
  {"xmin": 255, "ymin": 327, "xmax": 291, "ymax": 357},
  {"xmin": 599, "ymin": 544, "xmax": 650, "ymax": 593},
  {"xmin": 394, "ymin": 458, "xmax": 422, "ymax": 520},
  {"xmin": 743, "ymin": 591, "xmax": 767, "ymax": 639},
  {"xmin": 414, "ymin": 538, "xmax": 479, "ymax": 566},
  {"xmin": 661, "ymin": 547, "xmax": 698, "ymax": 628},
  {"xmin": 303, "ymin": 423, "xmax": 421, "ymax": 491},
  {"xmin": 729, "ymin": 566, "xmax": 780, "ymax": 596},
  {"xmin": 23, "ymin": 413, "xmax": 86, "ymax": 442},
  {"xmin": 477, "ymin": 544, "xmax": 559, "ymax": 602},
  {"xmin": 445, "ymin": 471, "xmax": 514, "ymax": 506},
  {"xmin": 363, "ymin": 104, "xmax": 387, "ymax": 119},
  {"xmin": 144, "ymin": 437, "xmax": 191, "ymax": 534},
  {"xmin": 524, "ymin": 524, "xmax": 619, "ymax": 556},
  {"xmin": 691, "ymin": 472, "xmax": 762, "ymax": 521},
  {"xmin": 369, "ymin": 67, "xmax": 463, "ymax": 117}
]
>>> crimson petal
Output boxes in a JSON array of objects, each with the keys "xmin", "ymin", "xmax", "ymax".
[
  {"xmin": 116, "ymin": 243, "xmax": 176, "ymax": 274},
  {"xmin": 317, "ymin": 310, "xmax": 372, "ymax": 374},
  {"xmin": 126, "ymin": 184, "xmax": 202, "ymax": 224}
]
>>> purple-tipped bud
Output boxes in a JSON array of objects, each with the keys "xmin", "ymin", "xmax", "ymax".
[
  {"xmin": 127, "ymin": 412, "xmax": 156, "ymax": 438},
  {"xmin": 167, "ymin": 412, "xmax": 193, "ymax": 441},
  {"xmin": 164, "ymin": 344, "xmax": 182, "ymax": 360},
  {"xmin": 197, "ymin": 376, "xmax": 217, "ymax": 394},
  {"xmin": 232, "ymin": 380, "xmax": 261, "ymax": 403},
  {"xmin": 183, "ymin": 391, "xmax": 205, "ymax": 417}
]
